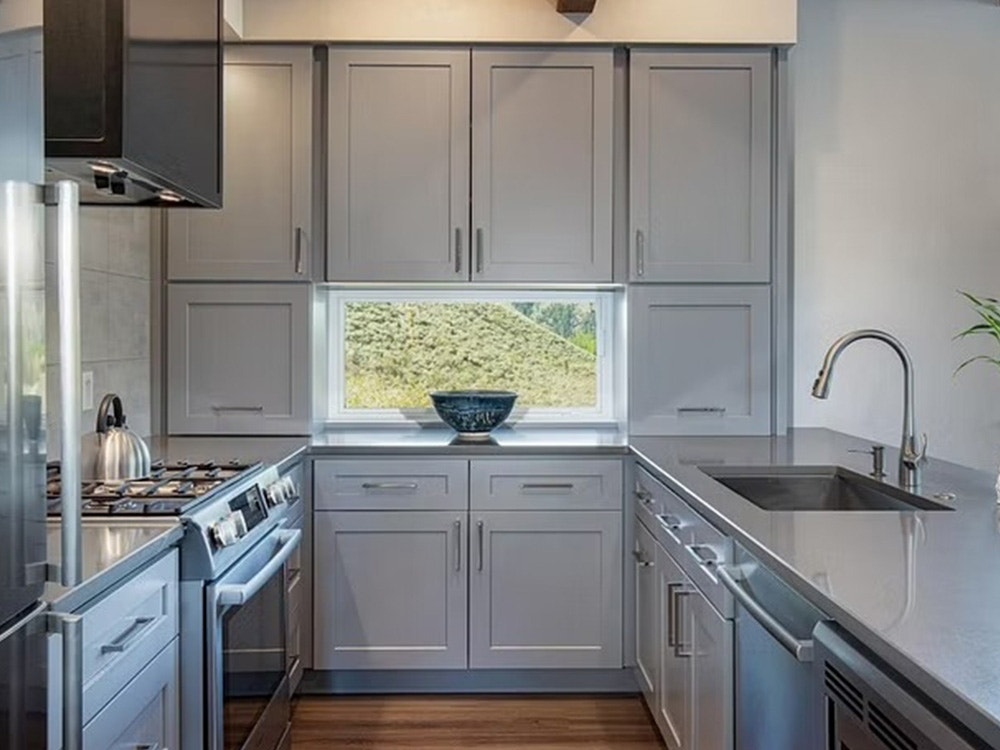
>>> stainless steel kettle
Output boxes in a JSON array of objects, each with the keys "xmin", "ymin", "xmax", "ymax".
[{"xmin": 95, "ymin": 393, "xmax": 152, "ymax": 481}]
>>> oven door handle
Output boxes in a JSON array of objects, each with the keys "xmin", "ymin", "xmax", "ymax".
[{"xmin": 215, "ymin": 529, "xmax": 301, "ymax": 607}]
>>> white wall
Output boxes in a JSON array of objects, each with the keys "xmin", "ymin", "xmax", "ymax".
[
  {"xmin": 242, "ymin": 0, "xmax": 796, "ymax": 44},
  {"xmin": 793, "ymin": 0, "xmax": 1000, "ymax": 471}
]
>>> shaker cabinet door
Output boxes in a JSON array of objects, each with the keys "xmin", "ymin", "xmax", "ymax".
[
  {"xmin": 630, "ymin": 51, "xmax": 772, "ymax": 283},
  {"xmin": 630, "ymin": 285, "xmax": 772, "ymax": 436},
  {"xmin": 312, "ymin": 511, "xmax": 469, "ymax": 670},
  {"xmin": 468, "ymin": 510, "xmax": 622, "ymax": 669},
  {"xmin": 327, "ymin": 48, "xmax": 470, "ymax": 282},
  {"xmin": 471, "ymin": 49, "xmax": 613, "ymax": 282},
  {"xmin": 167, "ymin": 47, "xmax": 313, "ymax": 280},
  {"xmin": 166, "ymin": 284, "xmax": 311, "ymax": 435},
  {"xmin": 656, "ymin": 544, "xmax": 691, "ymax": 750},
  {"xmin": 690, "ymin": 593, "xmax": 733, "ymax": 750},
  {"xmin": 634, "ymin": 519, "xmax": 659, "ymax": 708}
]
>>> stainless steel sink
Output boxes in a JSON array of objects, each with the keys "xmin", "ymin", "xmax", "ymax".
[{"xmin": 703, "ymin": 465, "xmax": 952, "ymax": 512}]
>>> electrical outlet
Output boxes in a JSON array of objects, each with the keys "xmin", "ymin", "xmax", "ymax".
[{"xmin": 82, "ymin": 371, "xmax": 94, "ymax": 411}]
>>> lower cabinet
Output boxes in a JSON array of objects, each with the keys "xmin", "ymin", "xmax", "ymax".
[
  {"xmin": 636, "ymin": 519, "xmax": 733, "ymax": 750},
  {"xmin": 313, "ymin": 510, "xmax": 468, "ymax": 670},
  {"xmin": 469, "ymin": 511, "xmax": 622, "ymax": 669},
  {"xmin": 82, "ymin": 637, "xmax": 179, "ymax": 750}
]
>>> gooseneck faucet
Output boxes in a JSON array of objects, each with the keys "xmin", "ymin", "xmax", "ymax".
[{"xmin": 811, "ymin": 329, "xmax": 928, "ymax": 490}]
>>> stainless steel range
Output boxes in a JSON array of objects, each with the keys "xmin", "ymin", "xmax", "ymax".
[{"xmin": 47, "ymin": 457, "xmax": 302, "ymax": 750}]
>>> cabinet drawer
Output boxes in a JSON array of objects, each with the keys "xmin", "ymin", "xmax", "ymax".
[
  {"xmin": 83, "ymin": 637, "xmax": 179, "ymax": 750},
  {"xmin": 470, "ymin": 459, "xmax": 622, "ymax": 511},
  {"xmin": 80, "ymin": 550, "xmax": 179, "ymax": 725},
  {"xmin": 634, "ymin": 464, "xmax": 696, "ymax": 551},
  {"xmin": 314, "ymin": 459, "xmax": 468, "ymax": 510}
]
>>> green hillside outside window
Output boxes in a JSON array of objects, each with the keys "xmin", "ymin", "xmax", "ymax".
[{"xmin": 329, "ymin": 291, "xmax": 615, "ymax": 422}]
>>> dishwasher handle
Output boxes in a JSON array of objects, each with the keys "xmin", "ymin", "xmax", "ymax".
[{"xmin": 718, "ymin": 566, "xmax": 814, "ymax": 663}]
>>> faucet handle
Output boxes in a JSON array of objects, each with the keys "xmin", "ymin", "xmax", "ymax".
[
  {"xmin": 848, "ymin": 445, "xmax": 886, "ymax": 478},
  {"xmin": 902, "ymin": 433, "xmax": 929, "ymax": 467}
]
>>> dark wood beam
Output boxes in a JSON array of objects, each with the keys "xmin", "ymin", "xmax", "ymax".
[{"xmin": 557, "ymin": 0, "xmax": 597, "ymax": 13}]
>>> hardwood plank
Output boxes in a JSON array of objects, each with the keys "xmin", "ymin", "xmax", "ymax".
[{"xmin": 292, "ymin": 695, "xmax": 666, "ymax": 749}]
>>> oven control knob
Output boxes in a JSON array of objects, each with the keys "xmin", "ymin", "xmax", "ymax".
[
  {"xmin": 265, "ymin": 483, "xmax": 285, "ymax": 508},
  {"xmin": 211, "ymin": 518, "xmax": 238, "ymax": 548}
]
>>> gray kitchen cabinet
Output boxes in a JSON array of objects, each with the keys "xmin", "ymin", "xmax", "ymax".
[
  {"xmin": 634, "ymin": 520, "xmax": 658, "ymax": 706},
  {"xmin": 166, "ymin": 284, "xmax": 311, "ymax": 435},
  {"xmin": 471, "ymin": 49, "xmax": 613, "ymax": 282},
  {"xmin": 629, "ymin": 285, "xmax": 772, "ymax": 436},
  {"xmin": 327, "ymin": 47, "xmax": 470, "ymax": 282},
  {"xmin": 81, "ymin": 638, "xmax": 179, "ymax": 750},
  {"xmin": 167, "ymin": 46, "xmax": 313, "ymax": 280},
  {"xmin": 630, "ymin": 51, "xmax": 772, "ymax": 283},
  {"xmin": 313, "ymin": 510, "xmax": 468, "ymax": 670},
  {"xmin": 469, "ymin": 510, "xmax": 622, "ymax": 669},
  {"xmin": 690, "ymin": 593, "xmax": 733, "ymax": 750},
  {"xmin": 656, "ymin": 543, "xmax": 691, "ymax": 750}
]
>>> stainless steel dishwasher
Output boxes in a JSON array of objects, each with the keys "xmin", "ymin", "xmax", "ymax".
[
  {"xmin": 718, "ymin": 544, "xmax": 828, "ymax": 750},
  {"xmin": 815, "ymin": 621, "xmax": 983, "ymax": 750}
]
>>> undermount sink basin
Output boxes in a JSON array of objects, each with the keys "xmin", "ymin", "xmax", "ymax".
[{"xmin": 703, "ymin": 465, "xmax": 952, "ymax": 512}]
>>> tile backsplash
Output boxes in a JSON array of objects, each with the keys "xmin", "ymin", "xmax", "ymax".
[{"xmin": 46, "ymin": 208, "xmax": 154, "ymax": 458}]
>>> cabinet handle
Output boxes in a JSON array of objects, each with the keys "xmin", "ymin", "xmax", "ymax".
[
  {"xmin": 634, "ymin": 487, "xmax": 653, "ymax": 505},
  {"xmin": 677, "ymin": 407, "xmax": 727, "ymax": 416},
  {"xmin": 101, "ymin": 616, "xmax": 155, "ymax": 654},
  {"xmin": 294, "ymin": 227, "xmax": 307, "ymax": 275},
  {"xmin": 656, "ymin": 514, "xmax": 684, "ymax": 546},
  {"xmin": 631, "ymin": 549, "xmax": 653, "ymax": 568},
  {"xmin": 687, "ymin": 544, "xmax": 719, "ymax": 569},
  {"xmin": 636, "ymin": 229, "xmax": 645, "ymax": 277},
  {"xmin": 477, "ymin": 520, "xmax": 484, "ymax": 572},
  {"xmin": 454, "ymin": 519, "xmax": 462, "ymax": 572},
  {"xmin": 211, "ymin": 405, "xmax": 264, "ymax": 413},
  {"xmin": 360, "ymin": 482, "xmax": 419, "ymax": 491},
  {"xmin": 520, "ymin": 482, "xmax": 575, "ymax": 492},
  {"xmin": 475, "ymin": 228, "xmax": 484, "ymax": 274},
  {"xmin": 454, "ymin": 228, "xmax": 462, "ymax": 273},
  {"xmin": 673, "ymin": 589, "xmax": 694, "ymax": 659},
  {"xmin": 666, "ymin": 582, "xmax": 683, "ymax": 647}
]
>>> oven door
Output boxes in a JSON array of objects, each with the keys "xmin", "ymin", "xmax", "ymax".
[{"xmin": 207, "ymin": 527, "xmax": 301, "ymax": 750}]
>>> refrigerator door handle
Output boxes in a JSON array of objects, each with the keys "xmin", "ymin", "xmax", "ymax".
[
  {"xmin": 46, "ymin": 181, "xmax": 82, "ymax": 587},
  {"xmin": 47, "ymin": 611, "xmax": 84, "ymax": 750}
]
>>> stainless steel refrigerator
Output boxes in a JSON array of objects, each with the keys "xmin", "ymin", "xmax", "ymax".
[{"xmin": 0, "ymin": 5, "xmax": 84, "ymax": 749}]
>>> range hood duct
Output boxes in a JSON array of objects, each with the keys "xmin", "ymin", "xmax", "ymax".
[{"xmin": 44, "ymin": 0, "xmax": 223, "ymax": 207}]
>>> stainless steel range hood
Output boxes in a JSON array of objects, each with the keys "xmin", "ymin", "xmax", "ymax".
[{"xmin": 44, "ymin": 0, "xmax": 223, "ymax": 207}]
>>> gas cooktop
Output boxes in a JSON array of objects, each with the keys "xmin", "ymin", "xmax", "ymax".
[{"xmin": 46, "ymin": 459, "xmax": 262, "ymax": 516}]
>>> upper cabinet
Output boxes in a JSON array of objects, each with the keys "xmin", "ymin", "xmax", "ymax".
[
  {"xmin": 326, "ymin": 47, "xmax": 614, "ymax": 283},
  {"xmin": 166, "ymin": 47, "xmax": 314, "ymax": 281},
  {"xmin": 471, "ymin": 49, "xmax": 613, "ymax": 282},
  {"xmin": 630, "ymin": 50, "xmax": 773, "ymax": 283},
  {"xmin": 327, "ymin": 48, "xmax": 470, "ymax": 282}
]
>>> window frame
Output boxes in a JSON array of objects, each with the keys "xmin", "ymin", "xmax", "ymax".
[{"xmin": 325, "ymin": 288, "xmax": 618, "ymax": 426}]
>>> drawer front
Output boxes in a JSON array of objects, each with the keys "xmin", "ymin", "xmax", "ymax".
[
  {"xmin": 83, "ymin": 637, "xmax": 179, "ymax": 750},
  {"xmin": 314, "ymin": 458, "xmax": 468, "ymax": 510},
  {"xmin": 635, "ymin": 464, "xmax": 697, "ymax": 551},
  {"xmin": 81, "ymin": 550, "xmax": 179, "ymax": 724},
  {"xmin": 632, "ymin": 463, "xmax": 666, "ymax": 531},
  {"xmin": 470, "ymin": 459, "xmax": 622, "ymax": 511}
]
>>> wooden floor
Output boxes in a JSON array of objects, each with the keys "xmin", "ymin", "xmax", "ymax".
[{"xmin": 291, "ymin": 695, "xmax": 666, "ymax": 749}]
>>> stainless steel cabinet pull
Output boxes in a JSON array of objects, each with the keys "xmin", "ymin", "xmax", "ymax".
[
  {"xmin": 101, "ymin": 616, "xmax": 155, "ymax": 654},
  {"xmin": 659, "ymin": 514, "xmax": 682, "ymax": 530},
  {"xmin": 687, "ymin": 544, "xmax": 718, "ymax": 568},
  {"xmin": 634, "ymin": 488, "xmax": 653, "ymax": 504},
  {"xmin": 361, "ymin": 482, "xmax": 419, "ymax": 491},
  {"xmin": 521, "ymin": 482, "xmax": 575, "ymax": 491},
  {"xmin": 294, "ymin": 227, "xmax": 307, "ymax": 275},
  {"xmin": 718, "ymin": 566, "xmax": 815, "ymax": 663},
  {"xmin": 631, "ymin": 549, "xmax": 652, "ymax": 568},
  {"xmin": 666, "ymin": 582, "xmax": 683, "ymax": 647},
  {"xmin": 475, "ymin": 228, "xmax": 484, "ymax": 274},
  {"xmin": 673, "ymin": 589, "xmax": 694, "ymax": 658},
  {"xmin": 454, "ymin": 519, "xmax": 462, "ymax": 572},
  {"xmin": 677, "ymin": 407, "xmax": 727, "ymax": 416},
  {"xmin": 48, "ymin": 181, "xmax": 82, "ymax": 587},
  {"xmin": 477, "ymin": 520, "xmax": 484, "ymax": 572},
  {"xmin": 454, "ymin": 228, "xmax": 463, "ymax": 273},
  {"xmin": 636, "ymin": 229, "xmax": 645, "ymax": 277},
  {"xmin": 211, "ymin": 405, "xmax": 264, "ymax": 413}
]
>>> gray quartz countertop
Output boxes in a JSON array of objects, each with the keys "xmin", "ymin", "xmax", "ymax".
[
  {"xmin": 45, "ymin": 519, "xmax": 183, "ymax": 612},
  {"xmin": 630, "ymin": 428, "xmax": 1000, "ymax": 748}
]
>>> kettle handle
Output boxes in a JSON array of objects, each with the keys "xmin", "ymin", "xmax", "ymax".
[{"xmin": 96, "ymin": 393, "xmax": 124, "ymax": 433}]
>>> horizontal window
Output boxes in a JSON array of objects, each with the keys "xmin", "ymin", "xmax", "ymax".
[{"xmin": 326, "ymin": 289, "xmax": 617, "ymax": 424}]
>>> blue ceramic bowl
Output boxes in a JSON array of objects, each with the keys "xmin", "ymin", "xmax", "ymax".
[{"xmin": 430, "ymin": 390, "xmax": 518, "ymax": 440}]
